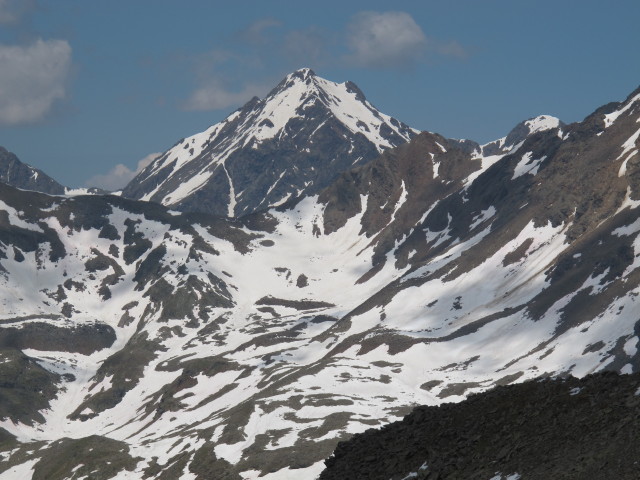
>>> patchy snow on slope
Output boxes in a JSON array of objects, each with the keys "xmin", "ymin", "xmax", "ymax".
[
  {"xmin": 604, "ymin": 92, "xmax": 640, "ymax": 128},
  {"xmin": 0, "ymin": 459, "xmax": 38, "ymax": 480},
  {"xmin": 524, "ymin": 115, "xmax": 561, "ymax": 135},
  {"xmin": 470, "ymin": 206, "xmax": 496, "ymax": 230},
  {"xmin": 314, "ymin": 74, "xmax": 418, "ymax": 151},
  {"xmin": 0, "ymin": 200, "xmax": 44, "ymax": 232},
  {"xmin": 512, "ymin": 152, "xmax": 547, "ymax": 179},
  {"xmin": 617, "ymin": 127, "xmax": 640, "ymax": 176},
  {"xmin": 615, "ymin": 187, "xmax": 640, "ymax": 214},
  {"xmin": 489, "ymin": 473, "xmax": 521, "ymax": 480}
]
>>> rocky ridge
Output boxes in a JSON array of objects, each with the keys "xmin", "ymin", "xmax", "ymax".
[
  {"xmin": 0, "ymin": 146, "xmax": 108, "ymax": 196},
  {"xmin": 0, "ymin": 147, "xmax": 66, "ymax": 195}
]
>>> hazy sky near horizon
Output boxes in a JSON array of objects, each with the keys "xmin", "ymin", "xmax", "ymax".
[{"xmin": 0, "ymin": 0, "xmax": 639, "ymax": 189}]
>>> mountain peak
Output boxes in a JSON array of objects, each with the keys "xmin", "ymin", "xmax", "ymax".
[
  {"xmin": 288, "ymin": 67, "xmax": 316, "ymax": 81},
  {"xmin": 273, "ymin": 67, "xmax": 319, "ymax": 95},
  {"xmin": 523, "ymin": 114, "xmax": 563, "ymax": 134},
  {"xmin": 506, "ymin": 115, "xmax": 563, "ymax": 145},
  {"xmin": 122, "ymin": 70, "xmax": 418, "ymax": 217},
  {"xmin": 260, "ymin": 70, "xmax": 416, "ymax": 151},
  {"xmin": 479, "ymin": 114, "xmax": 564, "ymax": 157}
]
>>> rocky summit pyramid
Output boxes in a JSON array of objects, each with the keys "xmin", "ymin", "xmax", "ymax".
[
  {"xmin": 121, "ymin": 68, "xmax": 418, "ymax": 217},
  {"xmin": 0, "ymin": 81, "xmax": 639, "ymax": 479}
]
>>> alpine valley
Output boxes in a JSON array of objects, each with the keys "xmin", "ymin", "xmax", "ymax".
[{"xmin": 0, "ymin": 69, "xmax": 639, "ymax": 479}]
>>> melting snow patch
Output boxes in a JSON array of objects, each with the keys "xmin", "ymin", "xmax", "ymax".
[
  {"xmin": 569, "ymin": 387, "xmax": 582, "ymax": 395},
  {"xmin": 525, "ymin": 115, "xmax": 561, "ymax": 134},
  {"xmin": 512, "ymin": 152, "xmax": 547, "ymax": 179},
  {"xmin": 400, "ymin": 462, "xmax": 428, "ymax": 479},
  {"xmin": 489, "ymin": 474, "xmax": 521, "ymax": 480},
  {"xmin": 432, "ymin": 160, "xmax": 440, "ymax": 178},
  {"xmin": 0, "ymin": 200, "xmax": 43, "ymax": 232},
  {"xmin": 612, "ymin": 217, "xmax": 640, "ymax": 237},
  {"xmin": 604, "ymin": 93, "xmax": 640, "ymax": 128},
  {"xmin": 615, "ymin": 187, "xmax": 640, "ymax": 215},
  {"xmin": 617, "ymin": 127, "xmax": 640, "ymax": 162},
  {"xmin": 624, "ymin": 337, "xmax": 638, "ymax": 356},
  {"xmin": 0, "ymin": 459, "xmax": 38, "ymax": 479},
  {"xmin": 470, "ymin": 206, "xmax": 496, "ymax": 230},
  {"xmin": 619, "ymin": 150, "xmax": 638, "ymax": 177},
  {"xmin": 464, "ymin": 142, "xmax": 523, "ymax": 187}
]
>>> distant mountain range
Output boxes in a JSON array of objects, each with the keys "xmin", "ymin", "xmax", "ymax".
[
  {"xmin": 0, "ymin": 71, "xmax": 638, "ymax": 479},
  {"xmin": 0, "ymin": 146, "xmax": 66, "ymax": 195},
  {"xmin": 0, "ymin": 146, "xmax": 107, "ymax": 197}
]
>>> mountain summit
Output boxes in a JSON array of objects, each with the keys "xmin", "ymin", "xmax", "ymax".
[{"xmin": 122, "ymin": 68, "xmax": 417, "ymax": 217}]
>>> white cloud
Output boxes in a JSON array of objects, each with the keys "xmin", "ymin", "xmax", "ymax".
[
  {"xmin": 85, "ymin": 153, "xmax": 160, "ymax": 191},
  {"xmin": 240, "ymin": 18, "xmax": 282, "ymax": 44},
  {"xmin": 180, "ymin": 13, "xmax": 465, "ymax": 113},
  {"xmin": 181, "ymin": 44, "xmax": 271, "ymax": 112},
  {"xmin": 0, "ymin": 39, "xmax": 72, "ymax": 125},
  {"xmin": 436, "ymin": 40, "xmax": 468, "ymax": 59},
  {"xmin": 183, "ymin": 78, "xmax": 267, "ymax": 111},
  {"xmin": 346, "ymin": 11, "xmax": 428, "ymax": 68}
]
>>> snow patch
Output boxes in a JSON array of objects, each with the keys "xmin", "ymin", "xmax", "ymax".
[
  {"xmin": 604, "ymin": 93, "xmax": 640, "ymax": 128},
  {"xmin": 525, "ymin": 115, "xmax": 561, "ymax": 134},
  {"xmin": 512, "ymin": 152, "xmax": 547, "ymax": 179}
]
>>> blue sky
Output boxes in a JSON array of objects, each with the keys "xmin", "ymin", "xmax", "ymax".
[{"xmin": 0, "ymin": 0, "xmax": 639, "ymax": 189}]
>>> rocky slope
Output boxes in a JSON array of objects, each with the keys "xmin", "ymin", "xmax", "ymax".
[
  {"xmin": 121, "ymin": 68, "xmax": 417, "ymax": 217},
  {"xmin": 0, "ymin": 146, "xmax": 66, "ymax": 195},
  {"xmin": 320, "ymin": 371, "xmax": 640, "ymax": 480},
  {"xmin": 0, "ymin": 84, "xmax": 638, "ymax": 479},
  {"xmin": 0, "ymin": 146, "xmax": 108, "ymax": 196}
]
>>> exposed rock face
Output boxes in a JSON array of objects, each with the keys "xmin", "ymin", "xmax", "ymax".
[
  {"xmin": 0, "ymin": 434, "xmax": 142, "ymax": 480},
  {"xmin": 121, "ymin": 68, "xmax": 418, "ymax": 217},
  {"xmin": 0, "ymin": 349, "xmax": 63, "ymax": 425},
  {"xmin": 320, "ymin": 371, "xmax": 640, "ymax": 480},
  {"xmin": 0, "ymin": 147, "xmax": 66, "ymax": 195}
]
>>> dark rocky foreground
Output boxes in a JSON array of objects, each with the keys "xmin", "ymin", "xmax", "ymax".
[{"xmin": 320, "ymin": 371, "xmax": 640, "ymax": 480}]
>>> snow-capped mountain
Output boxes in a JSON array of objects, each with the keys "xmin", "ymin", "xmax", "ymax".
[
  {"xmin": 0, "ymin": 84, "xmax": 639, "ymax": 479},
  {"xmin": 121, "ymin": 68, "xmax": 417, "ymax": 217}
]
